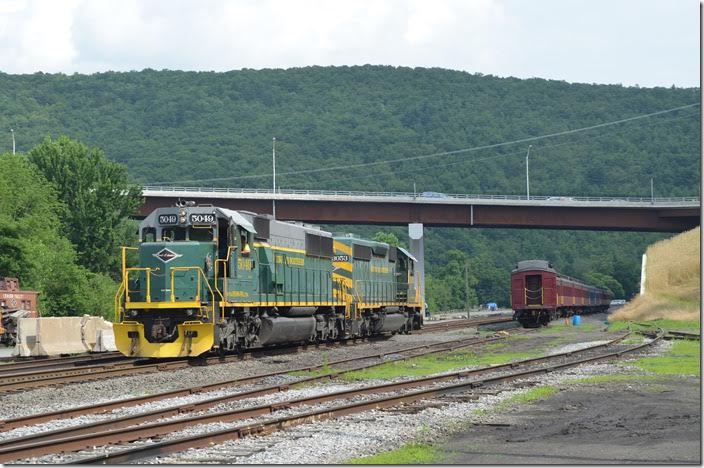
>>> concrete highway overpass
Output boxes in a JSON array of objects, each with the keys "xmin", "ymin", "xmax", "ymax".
[{"xmin": 140, "ymin": 187, "xmax": 700, "ymax": 233}]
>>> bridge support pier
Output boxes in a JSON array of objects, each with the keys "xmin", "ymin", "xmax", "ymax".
[{"xmin": 409, "ymin": 223, "xmax": 426, "ymax": 315}]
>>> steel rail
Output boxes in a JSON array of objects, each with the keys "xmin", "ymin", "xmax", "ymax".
[
  {"xmin": 0, "ymin": 353, "xmax": 132, "ymax": 376},
  {"xmin": 665, "ymin": 330, "xmax": 700, "ymax": 340},
  {"xmin": 0, "ymin": 333, "xmax": 519, "ymax": 460},
  {"xmin": 0, "ymin": 332, "xmax": 511, "ymax": 431},
  {"xmin": 0, "ymin": 351, "xmax": 124, "ymax": 367},
  {"xmin": 416, "ymin": 316, "xmax": 514, "ymax": 334},
  {"xmin": 0, "ymin": 316, "xmax": 514, "ymax": 394},
  {"xmin": 0, "ymin": 335, "xmax": 392, "ymax": 394},
  {"xmin": 68, "ymin": 332, "xmax": 657, "ymax": 465},
  {"xmin": 0, "ymin": 331, "xmax": 628, "ymax": 463}
]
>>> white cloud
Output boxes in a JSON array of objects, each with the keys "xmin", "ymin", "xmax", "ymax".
[
  {"xmin": 0, "ymin": 0, "xmax": 80, "ymax": 73},
  {"xmin": 0, "ymin": 0, "xmax": 696, "ymax": 87}
]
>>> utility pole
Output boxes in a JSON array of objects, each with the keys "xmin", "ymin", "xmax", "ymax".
[
  {"xmin": 10, "ymin": 129, "xmax": 15, "ymax": 155},
  {"xmin": 272, "ymin": 137, "xmax": 276, "ymax": 218},
  {"xmin": 650, "ymin": 177, "xmax": 654, "ymax": 204},
  {"xmin": 464, "ymin": 263, "xmax": 470, "ymax": 317},
  {"xmin": 525, "ymin": 144, "xmax": 532, "ymax": 200}
]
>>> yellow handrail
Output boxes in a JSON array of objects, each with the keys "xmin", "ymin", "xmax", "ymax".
[
  {"xmin": 114, "ymin": 280, "xmax": 126, "ymax": 322},
  {"xmin": 169, "ymin": 266, "xmax": 218, "ymax": 321},
  {"xmin": 125, "ymin": 267, "xmax": 155, "ymax": 303},
  {"xmin": 213, "ymin": 246, "xmax": 234, "ymax": 319}
]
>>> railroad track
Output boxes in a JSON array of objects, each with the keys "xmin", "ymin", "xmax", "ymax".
[
  {"xmin": 0, "ymin": 317, "xmax": 514, "ymax": 394},
  {"xmin": 0, "ymin": 331, "xmax": 527, "ymax": 462},
  {"xmin": 642, "ymin": 329, "xmax": 699, "ymax": 341},
  {"xmin": 74, "ymin": 331, "xmax": 657, "ymax": 465},
  {"xmin": 0, "ymin": 352, "xmax": 129, "ymax": 375},
  {"xmin": 417, "ymin": 316, "xmax": 514, "ymax": 334},
  {"xmin": 0, "ymin": 335, "xmax": 399, "ymax": 394},
  {"xmin": 0, "ymin": 331, "xmax": 513, "ymax": 431},
  {"xmin": 1, "ymin": 329, "xmax": 660, "ymax": 464},
  {"xmin": 630, "ymin": 322, "xmax": 699, "ymax": 341}
]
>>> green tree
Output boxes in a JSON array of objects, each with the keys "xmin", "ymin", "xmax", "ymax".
[
  {"xmin": 0, "ymin": 152, "xmax": 116, "ymax": 318},
  {"xmin": 584, "ymin": 271, "xmax": 625, "ymax": 299},
  {"xmin": 27, "ymin": 136, "xmax": 142, "ymax": 277},
  {"xmin": 372, "ymin": 231, "xmax": 407, "ymax": 248},
  {"xmin": 425, "ymin": 249, "xmax": 478, "ymax": 311}
]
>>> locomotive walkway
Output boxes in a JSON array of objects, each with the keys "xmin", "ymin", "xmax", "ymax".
[{"xmin": 140, "ymin": 186, "xmax": 700, "ymax": 232}]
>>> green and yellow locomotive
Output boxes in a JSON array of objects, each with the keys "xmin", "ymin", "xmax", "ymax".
[{"xmin": 114, "ymin": 205, "xmax": 423, "ymax": 358}]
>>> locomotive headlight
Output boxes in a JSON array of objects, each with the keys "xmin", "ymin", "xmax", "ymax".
[{"xmin": 179, "ymin": 209, "xmax": 187, "ymax": 224}]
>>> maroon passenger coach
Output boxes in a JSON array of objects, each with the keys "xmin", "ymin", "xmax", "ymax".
[{"xmin": 510, "ymin": 260, "xmax": 612, "ymax": 327}]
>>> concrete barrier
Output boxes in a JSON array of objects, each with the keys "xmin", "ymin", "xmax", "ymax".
[
  {"xmin": 14, "ymin": 316, "xmax": 116, "ymax": 356},
  {"xmin": 14, "ymin": 317, "xmax": 38, "ymax": 357}
]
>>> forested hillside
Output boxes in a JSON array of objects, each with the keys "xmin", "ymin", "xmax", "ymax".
[{"xmin": 0, "ymin": 66, "xmax": 699, "ymax": 310}]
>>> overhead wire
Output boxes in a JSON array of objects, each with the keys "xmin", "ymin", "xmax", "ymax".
[
  {"xmin": 149, "ymin": 102, "xmax": 699, "ymax": 186},
  {"xmin": 287, "ymin": 108, "xmax": 699, "ymax": 187}
]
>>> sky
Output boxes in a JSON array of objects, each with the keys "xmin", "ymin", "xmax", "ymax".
[{"xmin": 0, "ymin": 0, "xmax": 698, "ymax": 88}]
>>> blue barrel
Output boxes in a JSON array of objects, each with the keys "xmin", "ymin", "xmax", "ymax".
[{"xmin": 572, "ymin": 315, "xmax": 582, "ymax": 326}]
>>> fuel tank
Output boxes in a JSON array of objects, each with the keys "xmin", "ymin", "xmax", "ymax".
[
  {"xmin": 372, "ymin": 313, "xmax": 407, "ymax": 333},
  {"xmin": 258, "ymin": 315, "xmax": 316, "ymax": 346}
]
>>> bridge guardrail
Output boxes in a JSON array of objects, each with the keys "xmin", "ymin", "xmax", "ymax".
[{"xmin": 142, "ymin": 186, "xmax": 700, "ymax": 206}]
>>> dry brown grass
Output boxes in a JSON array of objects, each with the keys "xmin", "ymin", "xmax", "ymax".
[{"xmin": 610, "ymin": 226, "xmax": 700, "ymax": 322}]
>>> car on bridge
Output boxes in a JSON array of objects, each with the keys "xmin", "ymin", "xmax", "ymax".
[{"xmin": 420, "ymin": 191, "xmax": 447, "ymax": 198}]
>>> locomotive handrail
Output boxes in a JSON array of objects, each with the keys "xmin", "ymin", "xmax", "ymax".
[
  {"xmin": 214, "ymin": 246, "xmax": 236, "ymax": 321},
  {"xmin": 125, "ymin": 267, "xmax": 155, "ymax": 304},
  {"xmin": 116, "ymin": 247, "xmax": 139, "ymax": 322},
  {"xmin": 114, "ymin": 280, "xmax": 126, "ymax": 322},
  {"xmin": 169, "ymin": 266, "xmax": 219, "ymax": 322},
  {"xmin": 169, "ymin": 266, "xmax": 206, "ymax": 302}
]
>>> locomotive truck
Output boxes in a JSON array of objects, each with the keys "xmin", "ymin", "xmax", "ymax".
[
  {"xmin": 511, "ymin": 260, "xmax": 612, "ymax": 327},
  {"xmin": 114, "ymin": 205, "xmax": 423, "ymax": 358}
]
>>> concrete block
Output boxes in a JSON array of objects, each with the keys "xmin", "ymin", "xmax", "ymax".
[{"xmin": 14, "ymin": 316, "xmax": 117, "ymax": 356}]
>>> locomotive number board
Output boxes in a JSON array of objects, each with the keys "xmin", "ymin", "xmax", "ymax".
[
  {"xmin": 158, "ymin": 214, "xmax": 178, "ymax": 225},
  {"xmin": 190, "ymin": 213, "xmax": 216, "ymax": 224}
]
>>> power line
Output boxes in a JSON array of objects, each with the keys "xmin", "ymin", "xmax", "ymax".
[
  {"xmin": 300, "ymin": 107, "xmax": 700, "ymax": 185},
  {"xmin": 150, "ymin": 102, "xmax": 699, "ymax": 186}
]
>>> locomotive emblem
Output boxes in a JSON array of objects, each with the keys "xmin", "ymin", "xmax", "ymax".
[{"xmin": 153, "ymin": 248, "xmax": 182, "ymax": 263}]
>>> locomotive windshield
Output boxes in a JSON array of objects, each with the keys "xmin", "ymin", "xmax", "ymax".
[{"xmin": 141, "ymin": 226, "xmax": 215, "ymax": 242}]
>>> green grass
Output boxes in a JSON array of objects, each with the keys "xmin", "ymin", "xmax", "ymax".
[
  {"xmin": 348, "ymin": 443, "xmax": 445, "ymax": 464},
  {"xmin": 621, "ymin": 335, "xmax": 646, "ymax": 345},
  {"xmin": 494, "ymin": 385, "xmax": 558, "ymax": 411},
  {"xmin": 538, "ymin": 322, "xmax": 600, "ymax": 334},
  {"xmin": 342, "ymin": 347, "xmax": 546, "ymax": 381},
  {"xmin": 608, "ymin": 319, "xmax": 700, "ymax": 333},
  {"xmin": 633, "ymin": 340, "xmax": 700, "ymax": 376}
]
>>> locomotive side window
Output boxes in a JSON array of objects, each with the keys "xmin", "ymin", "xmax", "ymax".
[
  {"xmin": 189, "ymin": 226, "xmax": 215, "ymax": 242},
  {"xmin": 142, "ymin": 227, "xmax": 156, "ymax": 242}
]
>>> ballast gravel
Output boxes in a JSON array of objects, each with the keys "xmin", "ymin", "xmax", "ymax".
[
  {"xmin": 0, "ymin": 331, "xmax": 460, "ymax": 420},
  {"xmin": 15, "ymin": 337, "xmax": 668, "ymax": 464}
]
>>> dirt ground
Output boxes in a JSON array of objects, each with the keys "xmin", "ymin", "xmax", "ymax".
[{"xmin": 438, "ymin": 368, "xmax": 700, "ymax": 464}]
